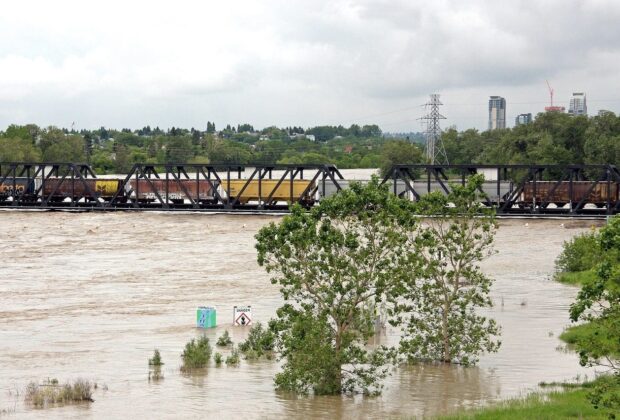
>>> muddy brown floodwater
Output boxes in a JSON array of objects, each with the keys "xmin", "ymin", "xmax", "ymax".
[{"xmin": 0, "ymin": 211, "xmax": 600, "ymax": 419}]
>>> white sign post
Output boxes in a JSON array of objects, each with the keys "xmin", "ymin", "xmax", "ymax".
[{"xmin": 233, "ymin": 305, "xmax": 252, "ymax": 326}]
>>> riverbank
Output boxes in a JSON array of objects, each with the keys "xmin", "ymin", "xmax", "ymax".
[
  {"xmin": 441, "ymin": 383, "xmax": 606, "ymax": 419},
  {"xmin": 554, "ymin": 269, "xmax": 596, "ymax": 285}
]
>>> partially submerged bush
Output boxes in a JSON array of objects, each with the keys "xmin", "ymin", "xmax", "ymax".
[
  {"xmin": 181, "ymin": 335, "xmax": 212, "ymax": 370},
  {"xmin": 225, "ymin": 346, "xmax": 240, "ymax": 366},
  {"xmin": 148, "ymin": 349, "xmax": 163, "ymax": 366},
  {"xmin": 214, "ymin": 352, "xmax": 223, "ymax": 366},
  {"xmin": 25, "ymin": 379, "xmax": 93, "ymax": 407},
  {"xmin": 238, "ymin": 323, "xmax": 274, "ymax": 358},
  {"xmin": 556, "ymin": 231, "xmax": 600, "ymax": 273},
  {"xmin": 216, "ymin": 330, "xmax": 233, "ymax": 347}
]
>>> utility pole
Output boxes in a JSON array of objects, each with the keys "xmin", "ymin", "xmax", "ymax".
[{"xmin": 420, "ymin": 94, "xmax": 448, "ymax": 164}]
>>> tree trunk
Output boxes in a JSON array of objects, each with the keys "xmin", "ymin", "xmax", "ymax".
[{"xmin": 442, "ymin": 300, "xmax": 450, "ymax": 363}]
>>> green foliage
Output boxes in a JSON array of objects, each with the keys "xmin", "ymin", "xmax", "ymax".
[
  {"xmin": 556, "ymin": 231, "xmax": 600, "ymax": 273},
  {"xmin": 181, "ymin": 335, "xmax": 212, "ymax": 370},
  {"xmin": 148, "ymin": 349, "xmax": 163, "ymax": 366},
  {"xmin": 397, "ymin": 174, "xmax": 501, "ymax": 365},
  {"xmin": 560, "ymin": 321, "xmax": 620, "ymax": 360},
  {"xmin": 225, "ymin": 346, "xmax": 240, "ymax": 366},
  {"xmin": 555, "ymin": 269, "xmax": 598, "ymax": 285},
  {"xmin": 0, "ymin": 137, "xmax": 41, "ymax": 162},
  {"xmin": 564, "ymin": 215, "xmax": 620, "ymax": 415},
  {"xmin": 214, "ymin": 352, "xmax": 223, "ymax": 365},
  {"xmin": 3, "ymin": 110, "xmax": 619, "ymax": 174},
  {"xmin": 588, "ymin": 373, "xmax": 620, "ymax": 417},
  {"xmin": 238, "ymin": 322, "xmax": 274, "ymax": 357},
  {"xmin": 216, "ymin": 330, "xmax": 233, "ymax": 347},
  {"xmin": 379, "ymin": 139, "xmax": 423, "ymax": 176},
  {"xmin": 25, "ymin": 379, "xmax": 93, "ymax": 407},
  {"xmin": 440, "ymin": 387, "xmax": 607, "ymax": 419},
  {"xmin": 256, "ymin": 177, "xmax": 417, "ymax": 394}
]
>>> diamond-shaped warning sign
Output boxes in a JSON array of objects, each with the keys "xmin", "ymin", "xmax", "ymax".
[{"xmin": 233, "ymin": 305, "xmax": 252, "ymax": 326}]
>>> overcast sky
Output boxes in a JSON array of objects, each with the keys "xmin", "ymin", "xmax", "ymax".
[{"xmin": 1, "ymin": 0, "xmax": 619, "ymax": 132}]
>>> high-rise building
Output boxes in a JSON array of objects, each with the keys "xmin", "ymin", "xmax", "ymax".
[
  {"xmin": 488, "ymin": 96, "xmax": 506, "ymax": 130},
  {"xmin": 568, "ymin": 92, "xmax": 587, "ymax": 116},
  {"xmin": 515, "ymin": 113, "xmax": 533, "ymax": 126}
]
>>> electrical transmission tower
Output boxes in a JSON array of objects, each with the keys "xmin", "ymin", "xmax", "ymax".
[{"xmin": 419, "ymin": 94, "xmax": 448, "ymax": 164}]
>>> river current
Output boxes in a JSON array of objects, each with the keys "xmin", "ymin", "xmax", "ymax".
[{"xmin": 0, "ymin": 212, "xmax": 598, "ymax": 418}]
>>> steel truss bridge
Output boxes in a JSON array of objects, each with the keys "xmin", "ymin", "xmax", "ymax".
[{"xmin": 0, "ymin": 162, "xmax": 619, "ymax": 217}]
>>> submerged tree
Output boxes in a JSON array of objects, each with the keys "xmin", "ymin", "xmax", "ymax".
[
  {"xmin": 397, "ymin": 174, "xmax": 501, "ymax": 365},
  {"xmin": 256, "ymin": 178, "xmax": 417, "ymax": 394}
]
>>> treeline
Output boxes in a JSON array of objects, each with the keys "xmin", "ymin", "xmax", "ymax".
[
  {"xmin": 0, "ymin": 111, "xmax": 618, "ymax": 175},
  {"xmin": 443, "ymin": 110, "xmax": 620, "ymax": 165},
  {"xmin": 0, "ymin": 122, "xmax": 420, "ymax": 174}
]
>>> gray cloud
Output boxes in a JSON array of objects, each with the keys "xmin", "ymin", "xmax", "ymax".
[{"xmin": 0, "ymin": 0, "xmax": 618, "ymax": 131}]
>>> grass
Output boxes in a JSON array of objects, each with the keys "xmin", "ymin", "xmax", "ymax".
[
  {"xmin": 554, "ymin": 269, "xmax": 597, "ymax": 285},
  {"xmin": 560, "ymin": 321, "xmax": 620, "ymax": 359},
  {"xmin": 440, "ymin": 388, "xmax": 607, "ymax": 419},
  {"xmin": 181, "ymin": 335, "xmax": 212, "ymax": 371},
  {"xmin": 25, "ymin": 379, "xmax": 93, "ymax": 408}
]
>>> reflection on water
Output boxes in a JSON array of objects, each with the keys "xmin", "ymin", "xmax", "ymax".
[{"xmin": 0, "ymin": 212, "xmax": 598, "ymax": 418}]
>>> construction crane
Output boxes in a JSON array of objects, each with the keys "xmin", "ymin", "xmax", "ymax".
[{"xmin": 545, "ymin": 80, "xmax": 565, "ymax": 112}]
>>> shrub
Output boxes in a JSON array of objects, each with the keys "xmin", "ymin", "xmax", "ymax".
[
  {"xmin": 214, "ymin": 352, "xmax": 223, "ymax": 366},
  {"xmin": 238, "ymin": 323, "xmax": 274, "ymax": 357},
  {"xmin": 225, "ymin": 347, "xmax": 240, "ymax": 366},
  {"xmin": 148, "ymin": 349, "xmax": 163, "ymax": 366},
  {"xmin": 181, "ymin": 335, "xmax": 212, "ymax": 370},
  {"xmin": 216, "ymin": 330, "xmax": 233, "ymax": 347},
  {"xmin": 25, "ymin": 379, "xmax": 93, "ymax": 407},
  {"xmin": 556, "ymin": 232, "xmax": 600, "ymax": 273}
]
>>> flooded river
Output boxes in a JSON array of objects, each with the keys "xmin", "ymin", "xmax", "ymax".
[{"xmin": 0, "ymin": 212, "xmax": 599, "ymax": 418}]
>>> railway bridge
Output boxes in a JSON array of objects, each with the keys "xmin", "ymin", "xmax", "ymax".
[{"xmin": 0, "ymin": 162, "xmax": 619, "ymax": 217}]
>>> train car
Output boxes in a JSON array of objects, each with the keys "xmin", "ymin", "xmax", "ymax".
[
  {"xmin": 0, "ymin": 178, "xmax": 36, "ymax": 201},
  {"xmin": 224, "ymin": 179, "xmax": 316, "ymax": 205},
  {"xmin": 125, "ymin": 179, "xmax": 219, "ymax": 204},
  {"xmin": 41, "ymin": 178, "xmax": 123, "ymax": 202},
  {"xmin": 522, "ymin": 181, "xmax": 619, "ymax": 207}
]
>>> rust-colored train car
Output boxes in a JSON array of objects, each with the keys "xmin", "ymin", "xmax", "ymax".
[
  {"xmin": 42, "ymin": 179, "xmax": 122, "ymax": 201},
  {"xmin": 523, "ymin": 181, "xmax": 619, "ymax": 206},
  {"xmin": 126, "ymin": 179, "xmax": 219, "ymax": 203}
]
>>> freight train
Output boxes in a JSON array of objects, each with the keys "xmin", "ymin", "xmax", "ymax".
[
  {"xmin": 0, "ymin": 176, "xmax": 617, "ymax": 208},
  {"xmin": 0, "ymin": 177, "xmax": 317, "ymax": 206}
]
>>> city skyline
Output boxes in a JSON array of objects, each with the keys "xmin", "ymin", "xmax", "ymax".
[{"xmin": 0, "ymin": 1, "xmax": 619, "ymax": 132}]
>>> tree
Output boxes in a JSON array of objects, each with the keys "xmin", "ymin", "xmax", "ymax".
[
  {"xmin": 165, "ymin": 135, "xmax": 194, "ymax": 163},
  {"xmin": 256, "ymin": 178, "xmax": 417, "ymax": 394},
  {"xmin": 4, "ymin": 124, "xmax": 39, "ymax": 142},
  {"xmin": 379, "ymin": 140, "xmax": 423, "ymax": 176},
  {"xmin": 567, "ymin": 216, "xmax": 620, "ymax": 415},
  {"xmin": 398, "ymin": 174, "xmax": 501, "ymax": 365},
  {"xmin": 0, "ymin": 137, "xmax": 41, "ymax": 162},
  {"xmin": 41, "ymin": 132, "xmax": 86, "ymax": 162}
]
